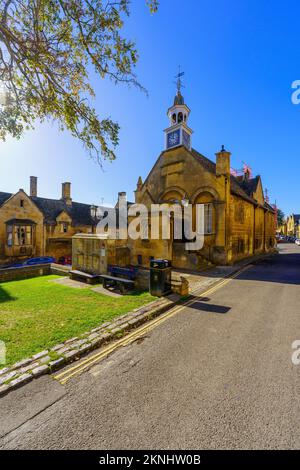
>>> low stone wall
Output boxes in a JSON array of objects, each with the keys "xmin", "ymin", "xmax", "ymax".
[
  {"xmin": 135, "ymin": 267, "xmax": 189, "ymax": 295},
  {"xmin": 135, "ymin": 267, "xmax": 150, "ymax": 290},
  {"xmin": 0, "ymin": 264, "xmax": 52, "ymax": 283},
  {"xmin": 0, "ymin": 263, "xmax": 71, "ymax": 283},
  {"xmin": 171, "ymin": 274, "xmax": 189, "ymax": 296},
  {"xmin": 50, "ymin": 263, "xmax": 71, "ymax": 276}
]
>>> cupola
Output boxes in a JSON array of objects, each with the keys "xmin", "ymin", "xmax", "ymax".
[{"xmin": 164, "ymin": 69, "xmax": 193, "ymax": 151}]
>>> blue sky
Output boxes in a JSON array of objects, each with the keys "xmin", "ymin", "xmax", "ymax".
[{"xmin": 1, "ymin": 0, "xmax": 299, "ymax": 215}]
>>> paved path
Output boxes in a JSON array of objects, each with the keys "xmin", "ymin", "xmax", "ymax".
[{"xmin": 1, "ymin": 244, "xmax": 300, "ymax": 449}]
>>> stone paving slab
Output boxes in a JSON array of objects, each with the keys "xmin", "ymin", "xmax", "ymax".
[
  {"xmin": 50, "ymin": 277, "xmax": 90, "ymax": 289},
  {"xmin": 91, "ymin": 286, "xmax": 122, "ymax": 297}
]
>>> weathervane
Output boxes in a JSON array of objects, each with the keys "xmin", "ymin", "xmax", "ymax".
[{"xmin": 174, "ymin": 65, "xmax": 185, "ymax": 93}]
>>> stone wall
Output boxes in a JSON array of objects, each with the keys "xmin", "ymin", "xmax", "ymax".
[
  {"xmin": 72, "ymin": 234, "xmax": 130, "ymax": 276},
  {"xmin": 135, "ymin": 267, "xmax": 150, "ymax": 290},
  {"xmin": 0, "ymin": 262, "xmax": 70, "ymax": 283},
  {"xmin": 229, "ymin": 194, "xmax": 255, "ymax": 261},
  {"xmin": 0, "ymin": 264, "xmax": 51, "ymax": 283}
]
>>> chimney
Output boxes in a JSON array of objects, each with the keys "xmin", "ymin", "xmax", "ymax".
[
  {"xmin": 117, "ymin": 191, "xmax": 127, "ymax": 207},
  {"xmin": 117, "ymin": 192, "xmax": 127, "ymax": 239},
  {"xmin": 30, "ymin": 176, "xmax": 37, "ymax": 197},
  {"xmin": 216, "ymin": 145, "xmax": 231, "ymax": 177},
  {"xmin": 61, "ymin": 182, "xmax": 72, "ymax": 206}
]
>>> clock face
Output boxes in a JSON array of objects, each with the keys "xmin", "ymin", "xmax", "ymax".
[
  {"xmin": 182, "ymin": 130, "xmax": 191, "ymax": 149},
  {"xmin": 167, "ymin": 129, "xmax": 180, "ymax": 148}
]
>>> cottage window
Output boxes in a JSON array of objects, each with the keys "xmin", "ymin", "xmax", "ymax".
[
  {"xmin": 20, "ymin": 199, "xmax": 24, "ymax": 207},
  {"xmin": 61, "ymin": 222, "xmax": 69, "ymax": 233},
  {"xmin": 12, "ymin": 225, "xmax": 32, "ymax": 246},
  {"xmin": 204, "ymin": 203, "xmax": 213, "ymax": 234},
  {"xmin": 7, "ymin": 225, "xmax": 13, "ymax": 247}
]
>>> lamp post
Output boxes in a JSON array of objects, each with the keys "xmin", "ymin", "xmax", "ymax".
[
  {"xmin": 90, "ymin": 205, "xmax": 98, "ymax": 233},
  {"xmin": 181, "ymin": 194, "xmax": 189, "ymax": 207}
]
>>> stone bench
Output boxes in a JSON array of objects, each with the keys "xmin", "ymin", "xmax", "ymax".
[
  {"xmin": 69, "ymin": 270, "xmax": 99, "ymax": 285},
  {"xmin": 100, "ymin": 274, "xmax": 135, "ymax": 294}
]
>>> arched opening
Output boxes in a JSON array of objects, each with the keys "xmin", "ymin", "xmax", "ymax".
[
  {"xmin": 193, "ymin": 191, "xmax": 215, "ymax": 235},
  {"xmin": 159, "ymin": 190, "xmax": 184, "ymax": 243},
  {"xmin": 172, "ymin": 113, "xmax": 176, "ymax": 124},
  {"xmin": 178, "ymin": 112, "xmax": 183, "ymax": 123}
]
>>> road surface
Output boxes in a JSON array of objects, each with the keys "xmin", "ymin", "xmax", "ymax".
[{"xmin": 1, "ymin": 244, "xmax": 300, "ymax": 449}]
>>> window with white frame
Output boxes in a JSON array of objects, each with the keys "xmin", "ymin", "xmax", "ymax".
[
  {"xmin": 61, "ymin": 222, "xmax": 69, "ymax": 233},
  {"xmin": 6, "ymin": 225, "xmax": 13, "ymax": 247},
  {"xmin": 10, "ymin": 225, "xmax": 32, "ymax": 246},
  {"xmin": 204, "ymin": 203, "xmax": 213, "ymax": 234}
]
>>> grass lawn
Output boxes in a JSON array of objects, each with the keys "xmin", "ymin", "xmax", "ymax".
[{"xmin": 0, "ymin": 275, "xmax": 155, "ymax": 366}]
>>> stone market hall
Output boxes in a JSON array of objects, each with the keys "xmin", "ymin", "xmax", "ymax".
[{"xmin": 131, "ymin": 85, "xmax": 276, "ymax": 269}]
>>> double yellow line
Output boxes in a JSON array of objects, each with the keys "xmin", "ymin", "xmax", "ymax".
[{"xmin": 54, "ymin": 264, "xmax": 251, "ymax": 385}]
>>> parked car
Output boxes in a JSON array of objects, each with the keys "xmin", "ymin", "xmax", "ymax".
[
  {"xmin": 285, "ymin": 236, "xmax": 295, "ymax": 243},
  {"xmin": 22, "ymin": 256, "xmax": 55, "ymax": 266},
  {"xmin": 0, "ymin": 256, "xmax": 55, "ymax": 270},
  {"xmin": 0, "ymin": 261, "xmax": 23, "ymax": 269},
  {"xmin": 295, "ymin": 239, "xmax": 300, "ymax": 246},
  {"xmin": 57, "ymin": 256, "xmax": 72, "ymax": 266}
]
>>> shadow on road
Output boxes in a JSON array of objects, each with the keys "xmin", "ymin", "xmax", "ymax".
[
  {"xmin": 188, "ymin": 296, "xmax": 231, "ymax": 314},
  {"xmin": 236, "ymin": 251, "xmax": 300, "ymax": 285},
  {"xmin": 197, "ymin": 246, "xmax": 300, "ymax": 286}
]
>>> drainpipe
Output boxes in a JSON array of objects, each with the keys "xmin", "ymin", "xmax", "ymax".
[{"xmin": 253, "ymin": 205, "xmax": 256, "ymax": 254}]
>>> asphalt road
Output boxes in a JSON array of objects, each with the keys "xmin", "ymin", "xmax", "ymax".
[{"xmin": 1, "ymin": 244, "xmax": 300, "ymax": 450}]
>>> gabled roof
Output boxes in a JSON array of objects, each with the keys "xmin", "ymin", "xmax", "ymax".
[
  {"xmin": 0, "ymin": 192, "xmax": 12, "ymax": 206},
  {"xmin": 294, "ymin": 214, "xmax": 300, "ymax": 220},
  {"xmin": 142, "ymin": 146, "xmax": 271, "ymax": 207},
  {"xmin": 31, "ymin": 196, "xmax": 95, "ymax": 226},
  {"xmin": 191, "ymin": 148, "xmax": 258, "ymax": 204},
  {"xmin": 236, "ymin": 175, "xmax": 260, "ymax": 197},
  {"xmin": 230, "ymin": 176, "xmax": 257, "ymax": 203},
  {"xmin": 0, "ymin": 191, "xmax": 96, "ymax": 226},
  {"xmin": 190, "ymin": 148, "xmax": 217, "ymax": 173}
]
